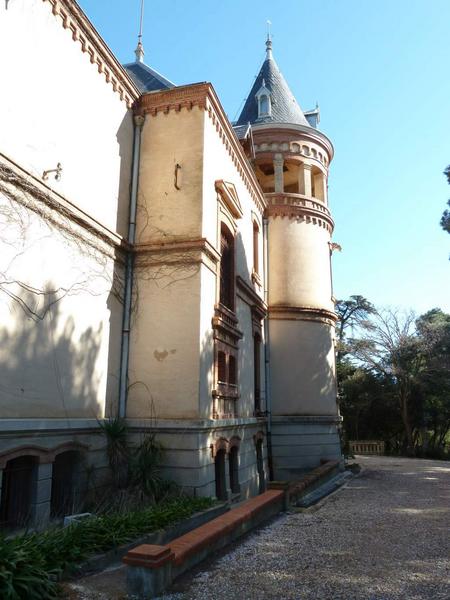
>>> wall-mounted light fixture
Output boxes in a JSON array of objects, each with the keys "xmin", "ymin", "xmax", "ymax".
[{"xmin": 42, "ymin": 163, "xmax": 62, "ymax": 182}]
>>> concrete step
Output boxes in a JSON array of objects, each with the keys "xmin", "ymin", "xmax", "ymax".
[{"xmin": 294, "ymin": 471, "xmax": 352, "ymax": 508}]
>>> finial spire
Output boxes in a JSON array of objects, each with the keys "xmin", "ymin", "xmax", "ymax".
[
  {"xmin": 134, "ymin": 0, "xmax": 145, "ymax": 63},
  {"xmin": 265, "ymin": 20, "xmax": 273, "ymax": 60}
]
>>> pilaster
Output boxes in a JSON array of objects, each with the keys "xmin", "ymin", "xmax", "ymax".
[
  {"xmin": 301, "ymin": 163, "xmax": 312, "ymax": 196},
  {"xmin": 314, "ymin": 171, "xmax": 327, "ymax": 203},
  {"xmin": 31, "ymin": 461, "xmax": 53, "ymax": 529},
  {"xmin": 273, "ymin": 154, "xmax": 284, "ymax": 193}
]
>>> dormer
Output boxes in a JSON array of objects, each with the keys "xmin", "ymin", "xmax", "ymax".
[{"xmin": 255, "ymin": 79, "xmax": 271, "ymax": 119}]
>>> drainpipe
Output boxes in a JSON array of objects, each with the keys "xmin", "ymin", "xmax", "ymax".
[
  {"xmin": 263, "ymin": 217, "xmax": 274, "ymax": 481},
  {"xmin": 118, "ymin": 114, "xmax": 145, "ymax": 419}
]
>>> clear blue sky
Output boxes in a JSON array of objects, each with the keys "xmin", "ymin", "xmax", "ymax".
[{"xmin": 80, "ymin": 0, "xmax": 450, "ymax": 315}]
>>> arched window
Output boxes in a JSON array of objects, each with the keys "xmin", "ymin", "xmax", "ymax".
[
  {"xmin": 220, "ymin": 224, "xmax": 234, "ymax": 310},
  {"xmin": 253, "ymin": 221, "xmax": 259, "ymax": 274},
  {"xmin": 229, "ymin": 447, "xmax": 240, "ymax": 494},
  {"xmin": 215, "ymin": 449, "xmax": 227, "ymax": 500},
  {"xmin": 256, "ymin": 439, "xmax": 265, "ymax": 494},
  {"xmin": 0, "ymin": 455, "xmax": 37, "ymax": 529},
  {"xmin": 50, "ymin": 451, "xmax": 83, "ymax": 518}
]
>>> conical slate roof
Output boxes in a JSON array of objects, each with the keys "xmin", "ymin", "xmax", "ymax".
[
  {"xmin": 123, "ymin": 41, "xmax": 175, "ymax": 94},
  {"xmin": 235, "ymin": 39, "xmax": 310, "ymax": 128}
]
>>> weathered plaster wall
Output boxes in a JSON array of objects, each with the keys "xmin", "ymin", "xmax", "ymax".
[
  {"xmin": 269, "ymin": 319, "xmax": 337, "ymax": 416},
  {"xmin": 136, "ymin": 107, "xmax": 205, "ymax": 243},
  {"xmin": 0, "ymin": 0, "xmax": 132, "ymax": 419},
  {"xmin": 0, "ymin": 198, "xmax": 120, "ymax": 418},
  {"xmin": 268, "ymin": 219, "xmax": 333, "ymax": 311},
  {"xmin": 128, "ymin": 106, "xmax": 205, "ymax": 419},
  {"xmin": 0, "ymin": 0, "xmax": 134, "ymax": 236}
]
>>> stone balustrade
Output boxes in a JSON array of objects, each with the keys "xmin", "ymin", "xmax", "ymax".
[{"xmin": 349, "ymin": 440, "xmax": 385, "ymax": 455}]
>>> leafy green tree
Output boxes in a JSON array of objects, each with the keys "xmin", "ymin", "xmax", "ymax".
[
  {"xmin": 415, "ymin": 309, "xmax": 450, "ymax": 453},
  {"xmin": 350, "ymin": 309, "xmax": 420, "ymax": 453},
  {"xmin": 335, "ymin": 295, "xmax": 375, "ymax": 363},
  {"xmin": 441, "ymin": 165, "xmax": 450, "ymax": 234}
]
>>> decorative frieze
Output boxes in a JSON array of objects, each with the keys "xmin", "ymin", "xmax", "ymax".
[{"xmin": 254, "ymin": 140, "xmax": 328, "ymax": 167}]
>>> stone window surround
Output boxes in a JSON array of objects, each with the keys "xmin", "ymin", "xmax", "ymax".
[{"xmin": 0, "ymin": 442, "xmax": 89, "ymax": 469}]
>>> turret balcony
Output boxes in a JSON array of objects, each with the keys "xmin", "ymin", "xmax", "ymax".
[{"xmin": 264, "ymin": 192, "xmax": 334, "ymax": 232}]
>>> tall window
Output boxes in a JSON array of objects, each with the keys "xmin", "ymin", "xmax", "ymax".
[
  {"xmin": 217, "ymin": 351, "xmax": 227, "ymax": 383},
  {"xmin": 229, "ymin": 447, "xmax": 240, "ymax": 494},
  {"xmin": 253, "ymin": 221, "xmax": 259, "ymax": 274},
  {"xmin": 228, "ymin": 355, "xmax": 236, "ymax": 385},
  {"xmin": 220, "ymin": 224, "xmax": 234, "ymax": 310},
  {"xmin": 215, "ymin": 450, "xmax": 227, "ymax": 500},
  {"xmin": 254, "ymin": 333, "xmax": 261, "ymax": 413},
  {"xmin": 0, "ymin": 456, "xmax": 37, "ymax": 529},
  {"xmin": 256, "ymin": 439, "xmax": 265, "ymax": 494},
  {"xmin": 259, "ymin": 94, "xmax": 270, "ymax": 117}
]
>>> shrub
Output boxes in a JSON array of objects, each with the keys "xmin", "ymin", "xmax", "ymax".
[{"xmin": 0, "ymin": 496, "xmax": 213, "ymax": 599}]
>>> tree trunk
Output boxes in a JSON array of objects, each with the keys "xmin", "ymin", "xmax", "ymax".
[{"xmin": 399, "ymin": 391, "xmax": 414, "ymax": 455}]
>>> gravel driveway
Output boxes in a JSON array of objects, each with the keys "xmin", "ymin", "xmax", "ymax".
[{"xmin": 161, "ymin": 456, "xmax": 450, "ymax": 600}]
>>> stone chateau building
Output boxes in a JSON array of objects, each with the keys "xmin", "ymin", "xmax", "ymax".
[{"xmin": 0, "ymin": 0, "xmax": 341, "ymax": 529}]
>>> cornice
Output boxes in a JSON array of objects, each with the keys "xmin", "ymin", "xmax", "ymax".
[
  {"xmin": 136, "ymin": 83, "xmax": 267, "ymax": 216},
  {"xmin": 134, "ymin": 236, "xmax": 220, "ymax": 274},
  {"xmin": 265, "ymin": 193, "xmax": 334, "ymax": 233},
  {"xmin": 42, "ymin": 0, "xmax": 139, "ymax": 108},
  {"xmin": 250, "ymin": 123, "xmax": 334, "ymax": 161},
  {"xmin": 268, "ymin": 305, "xmax": 338, "ymax": 325}
]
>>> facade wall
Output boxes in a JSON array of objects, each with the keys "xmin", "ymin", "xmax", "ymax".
[
  {"xmin": 127, "ymin": 420, "xmax": 268, "ymax": 499},
  {"xmin": 0, "ymin": 0, "xmax": 340, "ymax": 523},
  {"xmin": 202, "ymin": 110, "xmax": 266, "ymax": 418},
  {"xmin": 0, "ymin": 0, "xmax": 134, "ymax": 236},
  {"xmin": 268, "ymin": 218, "xmax": 333, "ymax": 311},
  {"xmin": 270, "ymin": 416, "xmax": 341, "ymax": 479},
  {"xmin": 136, "ymin": 107, "xmax": 205, "ymax": 244},
  {"xmin": 0, "ymin": 0, "xmax": 135, "ymax": 421},
  {"xmin": 0, "ymin": 1, "xmax": 135, "ymax": 528},
  {"xmin": 128, "ymin": 106, "xmax": 206, "ymax": 420},
  {"xmin": 269, "ymin": 319, "xmax": 337, "ymax": 416}
]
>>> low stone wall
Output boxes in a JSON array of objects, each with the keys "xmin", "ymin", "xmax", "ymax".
[
  {"xmin": 122, "ymin": 460, "xmax": 343, "ymax": 597},
  {"xmin": 69, "ymin": 502, "xmax": 229, "ymax": 577},
  {"xmin": 123, "ymin": 489, "xmax": 285, "ymax": 598},
  {"xmin": 269, "ymin": 459, "xmax": 341, "ymax": 507}
]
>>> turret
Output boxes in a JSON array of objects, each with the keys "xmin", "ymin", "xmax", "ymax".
[{"xmin": 235, "ymin": 38, "xmax": 342, "ymax": 478}]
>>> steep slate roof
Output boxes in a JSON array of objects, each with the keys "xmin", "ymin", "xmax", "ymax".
[
  {"xmin": 235, "ymin": 40, "xmax": 310, "ymax": 128},
  {"xmin": 123, "ymin": 61, "xmax": 175, "ymax": 93}
]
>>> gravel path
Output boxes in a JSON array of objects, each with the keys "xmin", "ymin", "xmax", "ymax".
[{"xmin": 160, "ymin": 456, "xmax": 450, "ymax": 600}]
